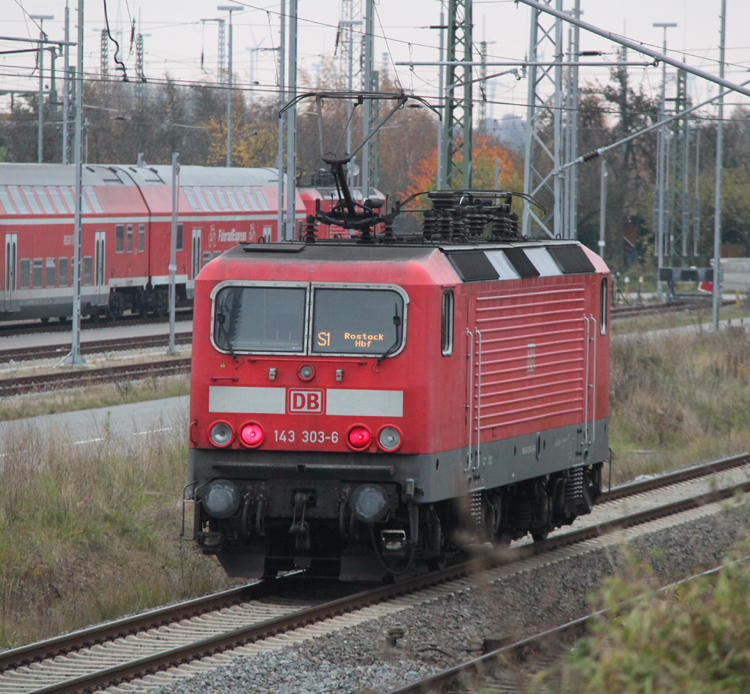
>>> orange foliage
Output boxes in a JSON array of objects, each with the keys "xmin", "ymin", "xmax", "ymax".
[{"xmin": 404, "ymin": 135, "xmax": 522, "ymax": 204}]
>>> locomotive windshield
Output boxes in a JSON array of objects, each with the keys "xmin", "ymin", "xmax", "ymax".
[
  {"xmin": 312, "ymin": 288, "xmax": 404, "ymax": 355},
  {"xmin": 214, "ymin": 285, "xmax": 306, "ymax": 352}
]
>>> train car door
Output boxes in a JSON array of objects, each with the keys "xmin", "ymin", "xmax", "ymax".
[
  {"xmin": 191, "ymin": 228, "xmax": 201, "ymax": 280},
  {"xmin": 94, "ymin": 230, "xmax": 106, "ymax": 303},
  {"xmin": 3, "ymin": 233, "xmax": 17, "ymax": 312}
]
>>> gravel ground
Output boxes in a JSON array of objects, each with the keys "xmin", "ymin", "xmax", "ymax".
[{"xmin": 145, "ymin": 501, "xmax": 750, "ymax": 694}]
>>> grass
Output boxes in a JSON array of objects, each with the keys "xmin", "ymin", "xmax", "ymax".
[
  {"xmin": 0, "ymin": 373, "xmax": 190, "ymax": 421},
  {"xmin": 611, "ymin": 301, "xmax": 750, "ymax": 336},
  {"xmin": 522, "ymin": 532, "xmax": 750, "ymax": 694},
  {"xmin": 610, "ymin": 326, "xmax": 750, "ymax": 485},
  {"xmin": 0, "ymin": 413, "xmax": 237, "ymax": 648}
]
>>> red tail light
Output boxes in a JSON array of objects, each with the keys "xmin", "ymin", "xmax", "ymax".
[
  {"xmin": 240, "ymin": 422, "xmax": 264, "ymax": 448},
  {"xmin": 347, "ymin": 425, "xmax": 372, "ymax": 450}
]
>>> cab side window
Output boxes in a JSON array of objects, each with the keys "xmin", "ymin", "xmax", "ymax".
[{"xmin": 441, "ymin": 290, "xmax": 454, "ymax": 356}]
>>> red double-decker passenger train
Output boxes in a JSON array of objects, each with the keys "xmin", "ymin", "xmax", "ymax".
[{"xmin": 0, "ymin": 164, "xmax": 370, "ymax": 323}]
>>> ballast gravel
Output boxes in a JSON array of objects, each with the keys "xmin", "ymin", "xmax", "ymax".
[{"xmin": 144, "ymin": 502, "xmax": 750, "ymax": 694}]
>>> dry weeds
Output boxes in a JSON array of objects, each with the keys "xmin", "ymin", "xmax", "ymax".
[{"xmin": 0, "ymin": 410, "xmax": 236, "ymax": 648}]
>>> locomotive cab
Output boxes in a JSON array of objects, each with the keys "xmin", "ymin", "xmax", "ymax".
[{"xmin": 185, "ymin": 234, "xmax": 610, "ymax": 581}]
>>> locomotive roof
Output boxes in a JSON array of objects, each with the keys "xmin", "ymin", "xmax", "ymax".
[
  {"xmin": 215, "ymin": 239, "xmax": 606, "ymax": 281},
  {"xmin": 0, "ymin": 163, "xmax": 282, "ymax": 188},
  {"xmin": 228, "ymin": 238, "xmax": 590, "ymax": 259}
]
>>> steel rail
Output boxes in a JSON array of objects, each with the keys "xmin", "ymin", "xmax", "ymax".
[
  {"xmin": 0, "ymin": 574, "xmax": 308, "ymax": 672},
  {"xmin": 0, "ymin": 358, "xmax": 191, "ymax": 397},
  {"xmin": 387, "ymin": 549, "xmax": 750, "ymax": 694},
  {"xmin": 0, "ymin": 311, "xmax": 193, "ymax": 339},
  {"xmin": 0, "ymin": 333, "xmax": 193, "ymax": 365},
  {"xmin": 3, "ymin": 453, "xmax": 748, "ymax": 694}
]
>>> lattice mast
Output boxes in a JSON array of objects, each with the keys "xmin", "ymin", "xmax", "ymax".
[
  {"xmin": 441, "ymin": 0, "xmax": 473, "ymax": 190},
  {"xmin": 522, "ymin": 0, "xmax": 565, "ymax": 238}
]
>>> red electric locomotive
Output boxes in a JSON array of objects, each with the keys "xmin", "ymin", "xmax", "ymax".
[{"xmin": 185, "ymin": 183, "xmax": 610, "ymax": 581}]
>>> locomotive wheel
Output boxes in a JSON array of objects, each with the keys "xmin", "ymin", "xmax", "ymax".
[
  {"xmin": 40, "ymin": 317, "xmax": 49, "ymax": 324},
  {"xmin": 58, "ymin": 316, "xmax": 68, "ymax": 323},
  {"xmin": 531, "ymin": 528, "xmax": 549, "ymax": 543}
]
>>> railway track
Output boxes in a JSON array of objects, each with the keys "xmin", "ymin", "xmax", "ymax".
[
  {"xmin": 1, "ymin": 451, "xmax": 748, "ymax": 694},
  {"xmin": 611, "ymin": 297, "xmax": 734, "ymax": 319},
  {"xmin": 0, "ymin": 311, "xmax": 193, "ymax": 339},
  {"xmin": 387, "ymin": 558, "xmax": 741, "ymax": 694},
  {"xmin": 0, "ymin": 333, "xmax": 193, "ymax": 365},
  {"xmin": 0, "ymin": 358, "xmax": 191, "ymax": 397}
]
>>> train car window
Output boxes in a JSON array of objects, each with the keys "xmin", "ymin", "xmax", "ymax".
[
  {"xmin": 243, "ymin": 187, "xmax": 260, "ymax": 211},
  {"xmin": 8, "ymin": 187, "xmax": 29, "ymax": 214},
  {"xmin": 60, "ymin": 187, "xmax": 75, "ymax": 214},
  {"xmin": 83, "ymin": 257, "xmax": 93, "ymax": 286},
  {"xmin": 311, "ymin": 288, "xmax": 405, "ymax": 356},
  {"xmin": 263, "ymin": 226, "xmax": 272, "ymax": 242},
  {"xmin": 184, "ymin": 188, "xmax": 200, "ymax": 212},
  {"xmin": 127, "ymin": 224, "xmax": 134, "ymax": 253},
  {"xmin": 441, "ymin": 290, "xmax": 454, "ymax": 356},
  {"xmin": 48, "ymin": 187, "xmax": 67, "ymax": 214},
  {"xmin": 193, "ymin": 188, "xmax": 211, "ymax": 212},
  {"xmin": 601, "ymin": 278, "xmax": 608, "ymax": 336},
  {"xmin": 485, "ymin": 250, "xmax": 521, "ymax": 280},
  {"xmin": 225, "ymin": 188, "xmax": 241, "ymax": 211},
  {"xmin": 21, "ymin": 187, "xmax": 41, "ymax": 214},
  {"xmin": 34, "ymin": 187, "xmax": 54, "ymax": 214},
  {"xmin": 80, "ymin": 190, "xmax": 91, "ymax": 214},
  {"xmin": 138, "ymin": 224, "xmax": 145, "ymax": 253},
  {"xmin": 59, "ymin": 258, "xmax": 68, "ymax": 287},
  {"xmin": 0, "ymin": 187, "xmax": 16, "ymax": 214},
  {"xmin": 214, "ymin": 251, "xmax": 222, "ymax": 259},
  {"xmin": 177, "ymin": 224, "xmax": 184, "ymax": 251},
  {"xmin": 20, "ymin": 259, "xmax": 30, "ymax": 288},
  {"xmin": 33, "ymin": 258, "xmax": 43, "ymax": 288},
  {"xmin": 215, "ymin": 188, "xmax": 231, "ymax": 211},
  {"xmin": 214, "ymin": 286, "xmax": 306, "ymax": 353},
  {"xmin": 45, "ymin": 258, "xmax": 55, "ymax": 288},
  {"xmin": 253, "ymin": 187, "xmax": 270, "ymax": 211},
  {"xmin": 202, "ymin": 251, "xmax": 212, "ymax": 268},
  {"xmin": 204, "ymin": 189, "xmax": 221, "ymax": 212},
  {"xmin": 115, "ymin": 225, "xmax": 124, "ymax": 253},
  {"xmin": 84, "ymin": 186, "xmax": 103, "ymax": 214},
  {"xmin": 233, "ymin": 188, "xmax": 251, "ymax": 211}
]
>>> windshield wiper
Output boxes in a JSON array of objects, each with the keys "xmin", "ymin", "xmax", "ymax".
[
  {"xmin": 216, "ymin": 308, "xmax": 239, "ymax": 364},
  {"xmin": 375, "ymin": 303, "xmax": 402, "ymax": 366}
]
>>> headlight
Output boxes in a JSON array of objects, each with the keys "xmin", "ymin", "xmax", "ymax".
[
  {"xmin": 378, "ymin": 426, "xmax": 402, "ymax": 451},
  {"xmin": 350, "ymin": 484, "xmax": 389, "ymax": 523},
  {"xmin": 209, "ymin": 421, "xmax": 234, "ymax": 447},
  {"xmin": 202, "ymin": 479, "xmax": 240, "ymax": 519}
]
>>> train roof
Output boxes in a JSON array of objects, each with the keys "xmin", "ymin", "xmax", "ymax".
[
  {"xmin": 0, "ymin": 163, "xmax": 282, "ymax": 188},
  {"xmin": 212, "ymin": 239, "xmax": 607, "ymax": 282}
]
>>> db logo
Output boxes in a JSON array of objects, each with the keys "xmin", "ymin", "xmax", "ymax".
[{"xmin": 288, "ymin": 389, "xmax": 324, "ymax": 414}]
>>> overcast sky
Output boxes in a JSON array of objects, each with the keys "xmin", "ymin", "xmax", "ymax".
[{"xmin": 2, "ymin": 0, "xmax": 750, "ymax": 124}]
